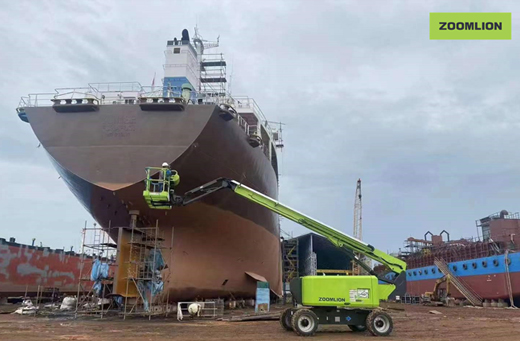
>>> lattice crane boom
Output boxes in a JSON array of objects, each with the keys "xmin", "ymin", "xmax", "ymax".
[
  {"xmin": 353, "ymin": 178, "xmax": 362, "ymax": 240},
  {"xmin": 352, "ymin": 179, "xmax": 364, "ymax": 275}
]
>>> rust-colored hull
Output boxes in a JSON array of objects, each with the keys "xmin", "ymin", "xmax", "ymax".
[
  {"xmin": 405, "ymin": 253, "xmax": 520, "ymax": 301},
  {"xmin": 21, "ymin": 104, "xmax": 282, "ymax": 301},
  {"xmin": 406, "ymin": 273, "xmax": 520, "ymax": 300},
  {"xmin": 0, "ymin": 239, "xmax": 89, "ymax": 296}
]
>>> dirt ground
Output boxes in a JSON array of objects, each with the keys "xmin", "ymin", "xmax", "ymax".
[{"xmin": 1, "ymin": 303, "xmax": 519, "ymax": 341}]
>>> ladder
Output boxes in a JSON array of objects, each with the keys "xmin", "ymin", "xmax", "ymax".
[
  {"xmin": 282, "ymin": 239, "xmax": 299, "ymax": 284},
  {"xmin": 434, "ymin": 258, "xmax": 483, "ymax": 306}
]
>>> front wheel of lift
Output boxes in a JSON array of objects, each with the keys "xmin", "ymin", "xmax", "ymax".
[
  {"xmin": 291, "ymin": 309, "xmax": 319, "ymax": 336},
  {"xmin": 280, "ymin": 308, "xmax": 294, "ymax": 331},
  {"xmin": 366, "ymin": 310, "xmax": 393, "ymax": 336}
]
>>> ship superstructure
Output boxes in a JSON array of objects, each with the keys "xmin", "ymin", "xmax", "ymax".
[{"xmin": 399, "ymin": 211, "xmax": 520, "ymax": 304}]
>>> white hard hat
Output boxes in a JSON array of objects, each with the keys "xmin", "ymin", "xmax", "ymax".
[{"xmin": 162, "ymin": 162, "xmax": 169, "ymax": 167}]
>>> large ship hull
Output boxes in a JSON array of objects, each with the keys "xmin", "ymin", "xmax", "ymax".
[
  {"xmin": 406, "ymin": 253, "xmax": 520, "ymax": 300},
  {"xmin": 22, "ymin": 103, "xmax": 282, "ymax": 301}
]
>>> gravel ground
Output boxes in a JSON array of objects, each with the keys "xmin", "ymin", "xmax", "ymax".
[{"xmin": 0, "ymin": 303, "xmax": 519, "ymax": 340}]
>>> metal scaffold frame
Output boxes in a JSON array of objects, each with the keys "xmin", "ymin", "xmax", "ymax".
[
  {"xmin": 352, "ymin": 179, "xmax": 370, "ymax": 275},
  {"xmin": 75, "ymin": 221, "xmax": 118, "ymax": 318},
  {"xmin": 402, "ymin": 235, "xmax": 502, "ymax": 269},
  {"xmin": 122, "ymin": 220, "xmax": 174, "ymax": 320},
  {"xmin": 200, "ymin": 53, "xmax": 227, "ymax": 96},
  {"xmin": 282, "ymin": 238, "xmax": 299, "ymax": 304}
]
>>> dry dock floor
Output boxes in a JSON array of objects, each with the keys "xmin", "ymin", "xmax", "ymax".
[{"xmin": 0, "ymin": 303, "xmax": 519, "ymax": 340}]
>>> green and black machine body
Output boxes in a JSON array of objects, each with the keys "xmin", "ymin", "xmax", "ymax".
[{"xmin": 143, "ymin": 171, "xmax": 406, "ymax": 337}]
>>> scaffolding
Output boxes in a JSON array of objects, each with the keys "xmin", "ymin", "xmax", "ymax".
[
  {"xmin": 282, "ymin": 238, "xmax": 299, "ymax": 303},
  {"xmin": 75, "ymin": 221, "xmax": 118, "ymax": 318},
  {"xmin": 200, "ymin": 53, "xmax": 227, "ymax": 96},
  {"xmin": 122, "ymin": 220, "xmax": 173, "ymax": 319},
  {"xmin": 401, "ymin": 234, "xmax": 501, "ymax": 269},
  {"xmin": 352, "ymin": 179, "xmax": 369, "ymax": 275}
]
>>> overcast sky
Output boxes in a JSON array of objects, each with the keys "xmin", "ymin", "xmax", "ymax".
[{"xmin": 1, "ymin": 0, "xmax": 519, "ymax": 254}]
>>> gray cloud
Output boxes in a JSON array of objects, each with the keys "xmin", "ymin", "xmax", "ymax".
[{"xmin": 0, "ymin": 0, "xmax": 518, "ymax": 255}]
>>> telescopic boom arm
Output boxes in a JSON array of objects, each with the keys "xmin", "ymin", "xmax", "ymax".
[{"xmin": 173, "ymin": 178, "xmax": 407, "ymax": 276}]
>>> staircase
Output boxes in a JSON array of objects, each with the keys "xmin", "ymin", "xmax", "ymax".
[
  {"xmin": 282, "ymin": 239, "xmax": 299, "ymax": 284},
  {"xmin": 434, "ymin": 258, "xmax": 483, "ymax": 306}
]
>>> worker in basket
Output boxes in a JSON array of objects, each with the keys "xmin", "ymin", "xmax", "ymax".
[{"xmin": 158, "ymin": 162, "xmax": 180, "ymax": 194}]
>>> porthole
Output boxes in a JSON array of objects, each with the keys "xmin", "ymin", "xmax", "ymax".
[
  {"xmin": 506, "ymin": 258, "xmax": 511, "ymax": 265},
  {"xmin": 419, "ymin": 270, "xmax": 422, "ymax": 275},
  {"xmin": 482, "ymin": 261, "xmax": 487, "ymax": 268},
  {"xmin": 424, "ymin": 269, "xmax": 429, "ymax": 275},
  {"xmin": 413, "ymin": 271, "xmax": 417, "ymax": 276},
  {"xmin": 462, "ymin": 263, "xmax": 468, "ymax": 270},
  {"xmin": 407, "ymin": 272, "xmax": 412, "ymax": 277},
  {"xmin": 493, "ymin": 259, "xmax": 499, "ymax": 267},
  {"xmin": 452, "ymin": 265, "xmax": 458, "ymax": 271},
  {"xmin": 432, "ymin": 268, "xmax": 436, "ymax": 274},
  {"xmin": 472, "ymin": 262, "xmax": 477, "ymax": 269}
]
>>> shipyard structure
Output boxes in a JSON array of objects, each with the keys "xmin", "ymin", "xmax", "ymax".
[
  {"xmin": 397, "ymin": 210, "xmax": 520, "ymax": 305},
  {"xmin": 10, "ymin": 28, "xmax": 285, "ymax": 304}
]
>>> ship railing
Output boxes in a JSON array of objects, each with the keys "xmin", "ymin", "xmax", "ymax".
[
  {"xmin": 54, "ymin": 83, "xmax": 146, "ymax": 105},
  {"xmin": 20, "ymin": 93, "xmax": 54, "ymax": 107},
  {"xmin": 87, "ymin": 82, "xmax": 144, "ymax": 93},
  {"xmin": 227, "ymin": 96, "xmax": 277, "ymax": 141},
  {"xmin": 19, "ymin": 84, "xmax": 258, "ymax": 111},
  {"xmin": 139, "ymin": 86, "xmax": 184, "ymax": 99},
  {"xmin": 19, "ymin": 87, "xmax": 218, "ymax": 108},
  {"xmin": 85, "ymin": 82, "xmax": 145, "ymax": 105},
  {"xmin": 139, "ymin": 86, "xmax": 227, "ymax": 104},
  {"xmin": 233, "ymin": 96, "xmax": 268, "ymax": 124},
  {"xmin": 237, "ymin": 115, "xmax": 249, "ymax": 135},
  {"xmin": 18, "ymin": 96, "xmax": 30, "ymax": 108},
  {"xmin": 20, "ymin": 91, "xmax": 99, "ymax": 107},
  {"xmin": 247, "ymin": 125, "xmax": 258, "ymax": 136},
  {"xmin": 18, "ymin": 82, "xmax": 146, "ymax": 107},
  {"xmin": 17, "ymin": 84, "xmax": 278, "ymax": 149}
]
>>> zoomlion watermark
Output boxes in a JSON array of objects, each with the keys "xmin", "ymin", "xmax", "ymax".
[{"xmin": 430, "ymin": 13, "xmax": 511, "ymax": 40}]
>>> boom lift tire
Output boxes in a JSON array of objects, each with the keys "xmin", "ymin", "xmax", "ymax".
[
  {"xmin": 366, "ymin": 310, "xmax": 393, "ymax": 336},
  {"xmin": 280, "ymin": 308, "xmax": 294, "ymax": 331},
  {"xmin": 291, "ymin": 309, "xmax": 319, "ymax": 337},
  {"xmin": 348, "ymin": 324, "xmax": 367, "ymax": 332}
]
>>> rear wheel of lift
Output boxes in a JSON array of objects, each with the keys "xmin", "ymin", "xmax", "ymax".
[
  {"xmin": 366, "ymin": 310, "xmax": 393, "ymax": 336},
  {"xmin": 280, "ymin": 308, "xmax": 294, "ymax": 331},
  {"xmin": 348, "ymin": 324, "xmax": 367, "ymax": 332},
  {"xmin": 291, "ymin": 309, "xmax": 319, "ymax": 336}
]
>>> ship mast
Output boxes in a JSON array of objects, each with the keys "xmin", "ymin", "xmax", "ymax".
[{"xmin": 193, "ymin": 27, "xmax": 227, "ymax": 98}]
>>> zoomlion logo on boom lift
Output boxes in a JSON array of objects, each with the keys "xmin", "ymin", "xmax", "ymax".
[{"xmin": 318, "ymin": 297, "xmax": 346, "ymax": 302}]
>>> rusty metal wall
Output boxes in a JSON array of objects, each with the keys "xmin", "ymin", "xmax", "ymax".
[{"xmin": 0, "ymin": 239, "xmax": 85, "ymax": 296}]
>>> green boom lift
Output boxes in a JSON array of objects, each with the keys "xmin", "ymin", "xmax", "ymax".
[{"xmin": 143, "ymin": 171, "xmax": 406, "ymax": 337}]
